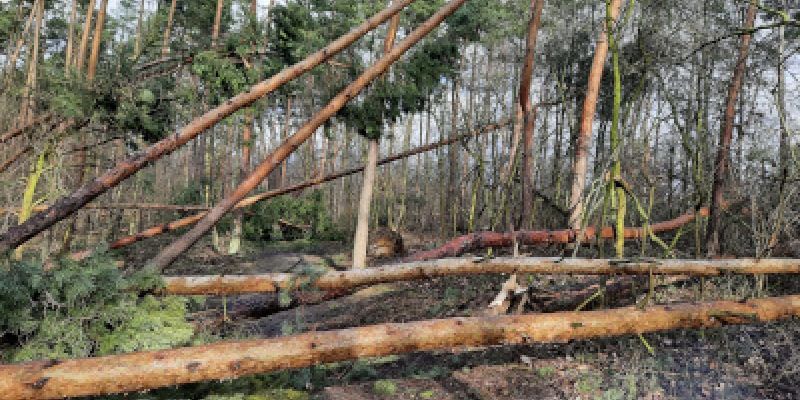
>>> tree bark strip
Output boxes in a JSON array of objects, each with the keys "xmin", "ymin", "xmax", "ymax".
[
  {"xmin": 100, "ymin": 119, "xmax": 510, "ymax": 252},
  {"xmin": 0, "ymin": 0, "xmax": 417, "ymax": 254},
  {"xmin": 567, "ymin": 0, "xmax": 622, "ymax": 230},
  {"xmin": 85, "ymin": 0, "xmax": 108, "ymax": 82},
  {"xmin": 406, "ymin": 207, "xmax": 710, "ymax": 261},
  {"xmin": 149, "ymin": 0, "xmax": 468, "ymax": 270},
  {"xmin": 2, "ymin": 296, "xmax": 799, "ymax": 399},
  {"xmin": 706, "ymin": 2, "xmax": 756, "ymax": 256},
  {"xmin": 159, "ymin": 257, "xmax": 800, "ymax": 296}
]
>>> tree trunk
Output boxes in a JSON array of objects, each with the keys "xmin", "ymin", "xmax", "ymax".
[
  {"xmin": 0, "ymin": 0, "xmax": 416, "ymax": 255},
  {"xmin": 706, "ymin": 2, "xmax": 756, "ymax": 257},
  {"xmin": 150, "ymin": 0, "xmax": 466, "ymax": 270},
  {"xmin": 520, "ymin": 0, "xmax": 545, "ymax": 230},
  {"xmin": 161, "ymin": 0, "xmax": 177, "ymax": 56},
  {"xmin": 353, "ymin": 5, "xmax": 401, "ymax": 269},
  {"xmin": 160, "ymin": 257, "xmax": 800, "ymax": 296},
  {"xmin": 132, "ymin": 0, "xmax": 144, "ymax": 59},
  {"xmin": 406, "ymin": 207, "xmax": 710, "ymax": 261},
  {"xmin": 86, "ymin": 0, "xmax": 108, "ymax": 82},
  {"xmin": 567, "ymin": 0, "xmax": 621, "ymax": 231},
  {"xmin": 65, "ymin": 0, "xmax": 78, "ymax": 73},
  {"xmin": 211, "ymin": 0, "xmax": 224, "ymax": 48},
  {"xmin": 75, "ymin": 0, "xmax": 96, "ymax": 73},
  {"xmin": 2, "ymin": 296, "xmax": 799, "ymax": 399}
]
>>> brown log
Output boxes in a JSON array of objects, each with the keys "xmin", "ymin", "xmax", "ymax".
[
  {"xmin": 159, "ymin": 257, "xmax": 800, "ymax": 296},
  {"xmin": 98, "ymin": 119, "xmax": 509, "ymax": 253},
  {"xmin": 149, "ymin": 0, "xmax": 469, "ymax": 270},
  {"xmin": 406, "ymin": 207, "xmax": 710, "ymax": 261},
  {"xmin": 0, "ymin": 146, "xmax": 32, "ymax": 174},
  {"xmin": 2, "ymin": 295, "xmax": 799, "ymax": 399},
  {"xmin": 0, "ymin": 0, "xmax": 417, "ymax": 254}
]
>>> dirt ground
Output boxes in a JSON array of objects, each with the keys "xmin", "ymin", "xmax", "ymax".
[{"xmin": 116, "ymin": 236, "xmax": 800, "ymax": 400}]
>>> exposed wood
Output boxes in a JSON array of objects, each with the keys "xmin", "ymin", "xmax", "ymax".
[
  {"xmin": 2, "ymin": 296, "xmax": 799, "ymax": 399},
  {"xmin": 149, "ymin": 0, "xmax": 469, "ymax": 270},
  {"xmin": 159, "ymin": 257, "xmax": 800, "ymax": 296},
  {"xmin": 75, "ymin": 0, "xmax": 96, "ymax": 72},
  {"xmin": 406, "ymin": 207, "xmax": 710, "ymax": 261},
  {"xmin": 567, "ymin": 0, "xmax": 622, "ymax": 230},
  {"xmin": 0, "ymin": 0, "xmax": 417, "ymax": 254},
  {"xmin": 707, "ymin": 2, "xmax": 756, "ymax": 256},
  {"xmin": 100, "ymin": 119, "xmax": 511, "ymax": 252}
]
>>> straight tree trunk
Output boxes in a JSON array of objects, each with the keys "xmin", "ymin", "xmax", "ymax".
[
  {"xmin": 0, "ymin": 0, "xmax": 416, "ymax": 254},
  {"xmin": 161, "ymin": 258, "xmax": 800, "ymax": 295},
  {"xmin": 65, "ymin": 0, "xmax": 78, "ymax": 73},
  {"xmin": 2, "ymin": 296, "xmax": 799, "ymax": 400},
  {"xmin": 352, "ymin": 5, "xmax": 401, "ymax": 269},
  {"xmin": 280, "ymin": 96, "xmax": 292, "ymax": 187},
  {"xmin": 161, "ymin": 0, "xmax": 177, "ymax": 56},
  {"xmin": 132, "ymin": 0, "xmax": 145, "ymax": 59},
  {"xmin": 148, "ymin": 0, "xmax": 468, "ymax": 270},
  {"xmin": 567, "ymin": 0, "xmax": 621, "ymax": 231},
  {"xmin": 86, "ymin": 0, "xmax": 108, "ymax": 82},
  {"xmin": 706, "ymin": 2, "xmax": 756, "ymax": 256},
  {"xmin": 75, "ymin": 0, "xmax": 96, "ymax": 73},
  {"xmin": 212, "ymin": 0, "xmax": 224, "ymax": 48},
  {"xmin": 520, "ymin": 0, "xmax": 545, "ymax": 229}
]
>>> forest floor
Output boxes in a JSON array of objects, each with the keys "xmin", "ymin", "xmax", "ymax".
[{"xmin": 117, "ymin": 235, "xmax": 800, "ymax": 400}]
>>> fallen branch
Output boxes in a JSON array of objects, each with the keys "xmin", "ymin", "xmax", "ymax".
[
  {"xmin": 1, "ymin": 295, "xmax": 798, "ymax": 399},
  {"xmin": 405, "ymin": 207, "xmax": 710, "ymax": 261},
  {"xmin": 0, "ymin": 203, "xmax": 209, "ymax": 215},
  {"xmin": 159, "ymin": 257, "xmax": 800, "ymax": 296},
  {"xmin": 92, "ymin": 119, "xmax": 509, "ymax": 253}
]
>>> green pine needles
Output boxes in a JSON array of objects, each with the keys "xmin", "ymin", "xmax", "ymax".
[{"xmin": 0, "ymin": 252, "xmax": 193, "ymax": 363}]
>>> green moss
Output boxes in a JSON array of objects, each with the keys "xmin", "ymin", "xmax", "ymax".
[{"xmin": 373, "ymin": 380, "xmax": 398, "ymax": 396}]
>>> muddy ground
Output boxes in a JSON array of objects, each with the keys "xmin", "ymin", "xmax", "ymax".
[{"xmin": 115, "ymin": 236, "xmax": 800, "ymax": 400}]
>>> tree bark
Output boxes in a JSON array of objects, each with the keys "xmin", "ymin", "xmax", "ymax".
[
  {"xmin": 65, "ymin": 0, "xmax": 78, "ymax": 73},
  {"xmin": 706, "ymin": 2, "xmax": 756, "ymax": 256},
  {"xmin": 86, "ymin": 0, "xmax": 108, "ymax": 82},
  {"xmin": 2, "ymin": 296, "xmax": 799, "ymax": 400},
  {"xmin": 75, "ymin": 0, "xmax": 96, "ymax": 73},
  {"xmin": 149, "ymin": 0, "xmax": 468, "ymax": 270},
  {"xmin": 160, "ymin": 257, "xmax": 800, "ymax": 296},
  {"xmin": 520, "ymin": 0, "xmax": 545, "ymax": 229},
  {"xmin": 406, "ymin": 207, "xmax": 710, "ymax": 261},
  {"xmin": 567, "ymin": 0, "xmax": 621, "ymax": 231},
  {"xmin": 161, "ymin": 0, "xmax": 177, "ymax": 56},
  {"xmin": 0, "ymin": 0, "xmax": 416, "ymax": 255},
  {"xmin": 211, "ymin": 0, "xmax": 224, "ymax": 48}
]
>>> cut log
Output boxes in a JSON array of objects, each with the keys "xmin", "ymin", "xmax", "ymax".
[
  {"xmin": 405, "ymin": 207, "xmax": 710, "ymax": 261},
  {"xmin": 0, "ymin": 0, "xmax": 417, "ymax": 254},
  {"xmin": 159, "ymin": 257, "xmax": 800, "ymax": 296},
  {"xmin": 1, "ymin": 295, "xmax": 798, "ymax": 400}
]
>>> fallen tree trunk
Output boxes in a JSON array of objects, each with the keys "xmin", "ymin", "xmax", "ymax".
[
  {"xmin": 99, "ymin": 119, "xmax": 509, "ymax": 252},
  {"xmin": 2, "ymin": 295, "xmax": 799, "ymax": 400},
  {"xmin": 0, "ymin": 0, "xmax": 416, "ymax": 254},
  {"xmin": 0, "ymin": 203, "xmax": 209, "ymax": 215},
  {"xmin": 160, "ymin": 257, "xmax": 800, "ymax": 295},
  {"xmin": 405, "ymin": 207, "xmax": 710, "ymax": 261}
]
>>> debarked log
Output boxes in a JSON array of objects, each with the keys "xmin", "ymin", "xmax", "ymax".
[
  {"xmin": 1, "ymin": 295, "xmax": 799, "ymax": 400},
  {"xmin": 159, "ymin": 257, "xmax": 800, "ymax": 296}
]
